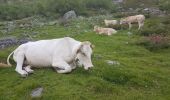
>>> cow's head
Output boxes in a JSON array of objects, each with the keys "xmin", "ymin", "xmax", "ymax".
[
  {"xmin": 120, "ymin": 18, "xmax": 127, "ymax": 25},
  {"xmin": 76, "ymin": 41, "xmax": 94, "ymax": 70},
  {"xmin": 94, "ymin": 26, "xmax": 99, "ymax": 31}
]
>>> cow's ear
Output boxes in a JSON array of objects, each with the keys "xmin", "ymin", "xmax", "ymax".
[
  {"xmin": 76, "ymin": 43, "xmax": 83, "ymax": 54},
  {"xmin": 82, "ymin": 41, "xmax": 94, "ymax": 49},
  {"xmin": 90, "ymin": 44, "xmax": 95, "ymax": 49}
]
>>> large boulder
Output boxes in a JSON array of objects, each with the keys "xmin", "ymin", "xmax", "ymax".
[
  {"xmin": 63, "ymin": 10, "xmax": 77, "ymax": 21},
  {"xmin": 0, "ymin": 37, "xmax": 31, "ymax": 49},
  {"xmin": 30, "ymin": 87, "xmax": 43, "ymax": 98},
  {"xmin": 5, "ymin": 21, "xmax": 16, "ymax": 32},
  {"xmin": 143, "ymin": 7, "xmax": 166, "ymax": 16},
  {"xmin": 113, "ymin": 0, "xmax": 124, "ymax": 4}
]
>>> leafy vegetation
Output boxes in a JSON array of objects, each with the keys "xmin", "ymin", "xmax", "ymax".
[
  {"xmin": 0, "ymin": 0, "xmax": 116, "ymax": 20},
  {"xmin": 139, "ymin": 16, "xmax": 170, "ymax": 36},
  {"xmin": 159, "ymin": 0, "xmax": 170, "ymax": 12},
  {"xmin": 138, "ymin": 34, "xmax": 170, "ymax": 51}
]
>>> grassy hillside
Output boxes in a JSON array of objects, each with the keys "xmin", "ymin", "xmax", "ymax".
[
  {"xmin": 0, "ymin": 16, "xmax": 170, "ymax": 99},
  {"xmin": 0, "ymin": 0, "xmax": 116, "ymax": 20},
  {"xmin": 122, "ymin": 0, "xmax": 159, "ymax": 8}
]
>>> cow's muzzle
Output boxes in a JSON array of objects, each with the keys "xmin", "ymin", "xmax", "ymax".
[{"xmin": 84, "ymin": 65, "xmax": 94, "ymax": 70}]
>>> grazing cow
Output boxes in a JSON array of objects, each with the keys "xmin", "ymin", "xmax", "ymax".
[
  {"xmin": 104, "ymin": 19, "xmax": 118, "ymax": 26},
  {"xmin": 7, "ymin": 37, "xmax": 94, "ymax": 77},
  {"xmin": 94, "ymin": 26, "xmax": 117, "ymax": 36},
  {"xmin": 120, "ymin": 14, "xmax": 145, "ymax": 30}
]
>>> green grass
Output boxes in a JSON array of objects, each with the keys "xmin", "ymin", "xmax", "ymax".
[{"xmin": 0, "ymin": 17, "xmax": 170, "ymax": 100}]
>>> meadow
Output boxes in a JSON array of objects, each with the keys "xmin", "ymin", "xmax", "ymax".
[{"xmin": 0, "ymin": 16, "xmax": 170, "ymax": 100}]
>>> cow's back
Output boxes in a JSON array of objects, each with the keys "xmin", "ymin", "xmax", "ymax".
[
  {"xmin": 24, "ymin": 39, "xmax": 60, "ymax": 67},
  {"xmin": 23, "ymin": 37, "xmax": 80, "ymax": 67}
]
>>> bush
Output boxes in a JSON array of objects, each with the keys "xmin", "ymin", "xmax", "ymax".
[
  {"xmin": 0, "ymin": 0, "xmax": 116, "ymax": 20},
  {"xmin": 159, "ymin": 0, "xmax": 170, "ymax": 12},
  {"xmin": 140, "ymin": 17, "xmax": 170, "ymax": 36},
  {"xmin": 138, "ymin": 34, "xmax": 170, "ymax": 51}
]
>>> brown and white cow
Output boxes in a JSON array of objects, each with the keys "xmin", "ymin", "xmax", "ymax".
[
  {"xmin": 94, "ymin": 26, "xmax": 117, "ymax": 36},
  {"xmin": 120, "ymin": 14, "xmax": 145, "ymax": 30},
  {"xmin": 104, "ymin": 19, "xmax": 118, "ymax": 27}
]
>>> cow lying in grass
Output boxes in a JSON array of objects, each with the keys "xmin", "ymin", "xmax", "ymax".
[
  {"xmin": 7, "ymin": 37, "xmax": 94, "ymax": 77},
  {"xmin": 120, "ymin": 14, "xmax": 145, "ymax": 30},
  {"xmin": 94, "ymin": 26, "xmax": 117, "ymax": 36},
  {"xmin": 104, "ymin": 19, "xmax": 118, "ymax": 27}
]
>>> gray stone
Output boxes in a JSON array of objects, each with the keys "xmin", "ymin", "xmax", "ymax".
[
  {"xmin": 30, "ymin": 87, "xmax": 43, "ymax": 98},
  {"xmin": 142, "ymin": 7, "xmax": 166, "ymax": 16},
  {"xmin": 48, "ymin": 20, "xmax": 58, "ymax": 26},
  {"xmin": 5, "ymin": 21, "xmax": 16, "ymax": 32},
  {"xmin": 127, "ymin": 32, "xmax": 133, "ymax": 35},
  {"xmin": 94, "ymin": 54, "xmax": 103, "ymax": 60},
  {"xmin": 63, "ymin": 10, "xmax": 77, "ymax": 21},
  {"xmin": 113, "ymin": 0, "xmax": 124, "ymax": 4},
  {"xmin": 106, "ymin": 60, "xmax": 120, "ymax": 66},
  {"xmin": 0, "ymin": 37, "xmax": 31, "ymax": 49},
  {"xmin": 125, "ymin": 42, "xmax": 129, "ymax": 44}
]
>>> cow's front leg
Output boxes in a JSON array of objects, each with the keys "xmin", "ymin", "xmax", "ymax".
[
  {"xmin": 15, "ymin": 52, "xmax": 28, "ymax": 77},
  {"xmin": 128, "ymin": 23, "xmax": 132, "ymax": 30},
  {"xmin": 52, "ymin": 61, "xmax": 72, "ymax": 74},
  {"xmin": 24, "ymin": 65, "xmax": 34, "ymax": 74},
  {"xmin": 70, "ymin": 61, "xmax": 77, "ymax": 70},
  {"xmin": 138, "ymin": 22, "xmax": 144, "ymax": 30}
]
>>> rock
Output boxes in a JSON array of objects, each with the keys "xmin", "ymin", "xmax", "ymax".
[
  {"xmin": 63, "ymin": 10, "xmax": 77, "ymax": 21},
  {"xmin": 30, "ymin": 87, "xmax": 43, "ymax": 98},
  {"xmin": 113, "ymin": 0, "xmax": 124, "ymax": 4},
  {"xmin": 0, "ymin": 37, "xmax": 31, "ymax": 49},
  {"xmin": 17, "ymin": 38, "xmax": 31, "ymax": 44},
  {"xmin": 5, "ymin": 21, "xmax": 16, "ymax": 32},
  {"xmin": 94, "ymin": 54, "xmax": 103, "ymax": 60},
  {"xmin": 0, "ymin": 37, "xmax": 17, "ymax": 49},
  {"xmin": 31, "ymin": 32, "xmax": 39, "ymax": 35},
  {"xmin": 48, "ymin": 20, "xmax": 58, "ymax": 26},
  {"xmin": 0, "ymin": 30, "xmax": 8, "ymax": 34},
  {"xmin": 127, "ymin": 32, "xmax": 133, "ymax": 35},
  {"xmin": 129, "ymin": 8, "xmax": 133, "ymax": 11},
  {"xmin": 106, "ymin": 60, "xmax": 120, "ymax": 66},
  {"xmin": 125, "ymin": 42, "xmax": 129, "ymax": 44},
  {"xmin": 142, "ymin": 7, "xmax": 166, "ymax": 16},
  {"xmin": 78, "ymin": 16, "xmax": 85, "ymax": 20}
]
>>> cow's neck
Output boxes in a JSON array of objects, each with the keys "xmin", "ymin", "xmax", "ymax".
[{"xmin": 71, "ymin": 42, "xmax": 81, "ymax": 61}]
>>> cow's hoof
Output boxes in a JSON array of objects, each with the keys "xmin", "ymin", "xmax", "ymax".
[
  {"xmin": 26, "ymin": 69, "xmax": 34, "ymax": 74},
  {"xmin": 21, "ymin": 73, "xmax": 28, "ymax": 77},
  {"xmin": 28, "ymin": 70, "xmax": 34, "ymax": 74},
  {"xmin": 20, "ymin": 71, "xmax": 28, "ymax": 77},
  {"xmin": 24, "ymin": 67, "xmax": 34, "ymax": 74}
]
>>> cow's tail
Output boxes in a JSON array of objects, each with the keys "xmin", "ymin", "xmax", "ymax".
[{"xmin": 7, "ymin": 51, "xmax": 14, "ymax": 67}]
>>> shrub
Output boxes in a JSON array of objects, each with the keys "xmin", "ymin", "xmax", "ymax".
[
  {"xmin": 159, "ymin": 0, "xmax": 170, "ymax": 12},
  {"xmin": 139, "ymin": 34, "xmax": 170, "ymax": 51},
  {"xmin": 140, "ymin": 17, "xmax": 170, "ymax": 36},
  {"xmin": 0, "ymin": 0, "xmax": 116, "ymax": 20}
]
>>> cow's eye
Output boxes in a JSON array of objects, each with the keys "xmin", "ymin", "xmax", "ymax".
[
  {"xmin": 75, "ymin": 58, "xmax": 79, "ymax": 62},
  {"xmin": 81, "ymin": 52, "xmax": 86, "ymax": 56}
]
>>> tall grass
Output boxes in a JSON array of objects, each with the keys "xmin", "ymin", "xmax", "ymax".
[
  {"xmin": 0, "ymin": 0, "xmax": 116, "ymax": 20},
  {"xmin": 159, "ymin": 0, "xmax": 170, "ymax": 13}
]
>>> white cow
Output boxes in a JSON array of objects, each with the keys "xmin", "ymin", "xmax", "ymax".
[
  {"xmin": 94, "ymin": 26, "xmax": 117, "ymax": 36},
  {"xmin": 104, "ymin": 19, "xmax": 118, "ymax": 26},
  {"xmin": 120, "ymin": 14, "xmax": 145, "ymax": 30},
  {"xmin": 7, "ymin": 37, "xmax": 94, "ymax": 77}
]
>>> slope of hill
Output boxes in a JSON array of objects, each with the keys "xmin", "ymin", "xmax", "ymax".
[
  {"xmin": 0, "ymin": 0, "xmax": 170, "ymax": 99},
  {"xmin": 0, "ymin": 16, "xmax": 170, "ymax": 99}
]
